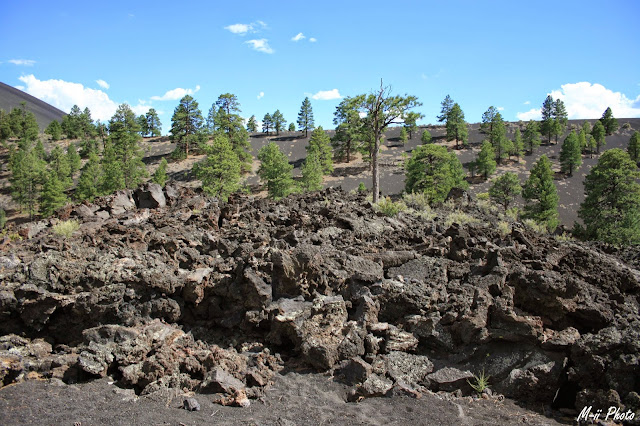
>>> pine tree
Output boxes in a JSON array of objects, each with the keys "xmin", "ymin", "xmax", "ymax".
[
  {"xmin": 476, "ymin": 140, "xmax": 497, "ymax": 179},
  {"xmin": 297, "ymin": 97, "xmax": 315, "ymax": 137},
  {"xmin": 307, "ymin": 127, "xmax": 333, "ymax": 174},
  {"xmin": 109, "ymin": 104, "xmax": 148, "ymax": 189},
  {"xmin": 301, "ymin": 150, "xmax": 324, "ymax": 191},
  {"xmin": 404, "ymin": 144, "xmax": 468, "ymax": 204},
  {"xmin": 9, "ymin": 144, "xmax": 46, "ymax": 219},
  {"xmin": 144, "ymin": 108, "xmax": 162, "ymax": 137},
  {"xmin": 480, "ymin": 106, "xmax": 499, "ymax": 142},
  {"xmin": 48, "ymin": 145, "xmax": 73, "ymax": 188},
  {"xmin": 271, "ymin": 110, "xmax": 286, "ymax": 135},
  {"xmin": 437, "ymin": 95, "xmax": 454, "ymax": 123},
  {"xmin": 559, "ymin": 130, "xmax": 582, "ymax": 176},
  {"xmin": 247, "ymin": 115, "xmax": 258, "ymax": 132},
  {"xmin": 170, "ymin": 95, "xmax": 204, "ymax": 157},
  {"xmin": 193, "ymin": 135, "xmax": 242, "ymax": 201},
  {"xmin": 421, "ymin": 129, "xmax": 432, "ymax": 144},
  {"xmin": 211, "ymin": 94, "xmax": 252, "ymax": 172},
  {"xmin": 403, "ymin": 111, "xmax": 423, "ymax": 139},
  {"xmin": 399, "ymin": 127, "xmax": 408, "ymax": 145},
  {"xmin": 288, "ymin": 123, "xmax": 295, "ymax": 132},
  {"xmin": 523, "ymin": 120, "xmax": 541, "ymax": 154},
  {"xmin": 76, "ymin": 151, "xmax": 101, "ymax": 202},
  {"xmin": 578, "ymin": 149, "xmax": 640, "ymax": 245},
  {"xmin": 262, "ymin": 113, "xmax": 273, "ymax": 134},
  {"xmin": 33, "ymin": 140, "xmax": 46, "ymax": 161},
  {"xmin": 490, "ymin": 112, "xmax": 509, "ymax": 163},
  {"xmin": 257, "ymin": 142, "xmax": 295, "ymax": 199},
  {"xmin": 540, "ymin": 95, "xmax": 555, "ymax": 144},
  {"xmin": 489, "ymin": 172, "xmax": 522, "ymax": 211},
  {"xmin": 205, "ymin": 104, "xmax": 217, "ymax": 135},
  {"xmin": 152, "ymin": 157, "xmax": 169, "ymax": 187},
  {"xmin": 446, "ymin": 103, "xmax": 468, "ymax": 148},
  {"xmin": 522, "ymin": 155, "xmax": 558, "ymax": 230},
  {"xmin": 0, "ymin": 109, "xmax": 12, "ymax": 141},
  {"xmin": 62, "ymin": 105, "xmax": 83, "ymax": 139},
  {"xmin": 511, "ymin": 127, "xmax": 524, "ymax": 161},
  {"xmin": 591, "ymin": 121, "xmax": 606, "ymax": 154},
  {"xmin": 100, "ymin": 140, "xmax": 125, "ymax": 194},
  {"xmin": 40, "ymin": 170, "xmax": 68, "ymax": 217},
  {"xmin": 628, "ymin": 131, "xmax": 640, "ymax": 163},
  {"xmin": 9, "ymin": 104, "xmax": 39, "ymax": 141},
  {"xmin": 332, "ymin": 97, "xmax": 363, "ymax": 163},
  {"xmin": 599, "ymin": 107, "xmax": 619, "ymax": 136},
  {"xmin": 552, "ymin": 99, "xmax": 568, "ymax": 144},
  {"xmin": 45, "ymin": 120, "xmax": 62, "ymax": 141}
]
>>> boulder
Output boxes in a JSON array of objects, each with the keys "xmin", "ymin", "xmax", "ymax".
[{"xmin": 135, "ymin": 183, "xmax": 166, "ymax": 209}]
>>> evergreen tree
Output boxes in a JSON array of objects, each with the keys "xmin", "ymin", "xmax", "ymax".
[
  {"xmin": 288, "ymin": 123, "xmax": 296, "ymax": 132},
  {"xmin": 578, "ymin": 149, "xmax": 640, "ymax": 245},
  {"xmin": 399, "ymin": 127, "xmax": 408, "ymax": 145},
  {"xmin": 48, "ymin": 145, "xmax": 72, "ymax": 188},
  {"xmin": 45, "ymin": 120, "xmax": 62, "ymax": 141},
  {"xmin": 404, "ymin": 144, "xmax": 468, "ymax": 204},
  {"xmin": 205, "ymin": 104, "xmax": 217, "ymax": 135},
  {"xmin": 109, "ymin": 104, "xmax": 148, "ymax": 188},
  {"xmin": 301, "ymin": 150, "xmax": 324, "ymax": 191},
  {"xmin": 9, "ymin": 144, "xmax": 46, "ymax": 219},
  {"xmin": 33, "ymin": 140, "xmax": 46, "ymax": 161},
  {"xmin": 332, "ymin": 97, "xmax": 363, "ymax": 163},
  {"xmin": 262, "ymin": 113, "xmax": 273, "ymax": 134},
  {"xmin": 211, "ymin": 94, "xmax": 252, "ymax": 172},
  {"xmin": 437, "ymin": 95, "xmax": 454, "ymax": 123},
  {"xmin": 40, "ymin": 170, "xmax": 68, "ymax": 217},
  {"xmin": 8, "ymin": 104, "xmax": 39, "ymax": 141},
  {"xmin": 62, "ymin": 105, "xmax": 83, "ymax": 139},
  {"xmin": 193, "ymin": 135, "xmax": 242, "ymax": 201},
  {"xmin": 247, "ymin": 115, "xmax": 258, "ymax": 132},
  {"xmin": 0, "ymin": 109, "xmax": 12, "ymax": 141},
  {"xmin": 297, "ymin": 97, "xmax": 315, "ymax": 137},
  {"xmin": 271, "ymin": 110, "xmax": 286, "ymax": 135},
  {"xmin": 552, "ymin": 99, "xmax": 568, "ymax": 144},
  {"xmin": 75, "ymin": 151, "xmax": 101, "ymax": 202},
  {"xmin": 100, "ymin": 140, "xmax": 125, "ymax": 194},
  {"xmin": 591, "ymin": 120, "xmax": 606, "ymax": 154},
  {"xmin": 523, "ymin": 120, "xmax": 541, "ymax": 154},
  {"xmin": 577, "ymin": 127, "xmax": 587, "ymax": 154},
  {"xmin": 170, "ymin": 95, "xmax": 204, "ymax": 157},
  {"xmin": 476, "ymin": 140, "xmax": 497, "ymax": 179},
  {"xmin": 599, "ymin": 107, "xmax": 619, "ymax": 136},
  {"xmin": 480, "ymin": 106, "xmax": 499, "ymax": 142},
  {"xmin": 489, "ymin": 172, "xmax": 522, "ymax": 211},
  {"xmin": 491, "ymin": 112, "xmax": 510, "ymax": 163},
  {"xmin": 307, "ymin": 126, "xmax": 333, "ymax": 174},
  {"xmin": 522, "ymin": 155, "xmax": 558, "ymax": 230},
  {"xmin": 144, "ymin": 108, "xmax": 162, "ymax": 137},
  {"xmin": 352, "ymin": 83, "xmax": 421, "ymax": 203},
  {"xmin": 445, "ymin": 103, "xmax": 468, "ymax": 148},
  {"xmin": 559, "ymin": 130, "xmax": 582, "ymax": 176},
  {"xmin": 403, "ymin": 111, "xmax": 423, "ymax": 139},
  {"xmin": 540, "ymin": 95, "xmax": 555, "ymax": 144},
  {"xmin": 627, "ymin": 131, "xmax": 640, "ymax": 163},
  {"xmin": 421, "ymin": 129, "xmax": 432, "ymax": 144},
  {"xmin": 511, "ymin": 127, "xmax": 524, "ymax": 161},
  {"xmin": 257, "ymin": 142, "xmax": 295, "ymax": 199},
  {"xmin": 152, "ymin": 157, "xmax": 169, "ymax": 187}
]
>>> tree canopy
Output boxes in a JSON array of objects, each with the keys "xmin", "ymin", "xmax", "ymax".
[
  {"xmin": 489, "ymin": 172, "xmax": 522, "ymax": 211},
  {"xmin": 297, "ymin": 97, "xmax": 315, "ymax": 137},
  {"xmin": 257, "ymin": 142, "xmax": 295, "ymax": 199},
  {"xmin": 170, "ymin": 95, "xmax": 204, "ymax": 157},
  {"xmin": 522, "ymin": 155, "xmax": 558, "ymax": 230}
]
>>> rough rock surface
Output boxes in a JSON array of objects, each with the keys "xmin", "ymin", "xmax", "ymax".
[{"xmin": 1, "ymin": 184, "xmax": 639, "ymax": 416}]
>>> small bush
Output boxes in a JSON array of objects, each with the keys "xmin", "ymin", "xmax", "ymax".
[
  {"xmin": 358, "ymin": 182, "xmax": 367, "ymax": 193},
  {"xmin": 477, "ymin": 192, "xmax": 490, "ymax": 201},
  {"xmin": 497, "ymin": 220, "xmax": 511, "ymax": 237},
  {"xmin": 555, "ymin": 232, "xmax": 575, "ymax": 242},
  {"xmin": 622, "ymin": 122, "xmax": 632, "ymax": 131},
  {"xmin": 52, "ymin": 219, "xmax": 79, "ymax": 239},
  {"xmin": 402, "ymin": 192, "xmax": 430, "ymax": 211},
  {"xmin": 170, "ymin": 148, "xmax": 187, "ymax": 161},
  {"xmin": 374, "ymin": 197, "xmax": 406, "ymax": 217},
  {"xmin": 0, "ymin": 208, "xmax": 6, "ymax": 229},
  {"xmin": 505, "ymin": 207, "xmax": 519, "ymax": 221},
  {"xmin": 444, "ymin": 210, "xmax": 479, "ymax": 227},
  {"xmin": 523, "ymin": 218, "xmax": 548, "ymax": 234},
  {"xmin": 467, "ymin": 369, "xmax": 490, "ymax": 396}
]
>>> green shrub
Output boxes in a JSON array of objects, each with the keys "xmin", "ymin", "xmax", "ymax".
[
  {"xmin": 467, "ymin": 369, "xmax": 490, "ymax": 395},
  {"xmin": 444, "ymin": 210, "xmax": 479, "ymax": 227},
  {"xmin": 477, "ymin": 192, "xmax": 490, "ymax": 201},
  {"xmin": 0, "ymin": 208, "xmax": 6, "ymax": 229},
  {"xmin": 358, "ymin": 182, "xmax": 367, "ymax": 193},
  {"xmin": 402, "ymin": 192, "xmax": 431, "ymax": 211},
  {"xmin": 52, "ymin": 219, "xmax": 79, "ymax": 238},
  {"xmin": 374, "ymin": 197, "xmax": 406, "ymax": 217},
  {"xmin": 523, "ymin": 218, "xmax": 548, "ymax": 234},
  {"xmin": 497, "ymin": 220, "xmax": 511, "ymax": 237},
  {"xmin": 505, "ymin": 207, "xmax": 520, "ymax": 221}
]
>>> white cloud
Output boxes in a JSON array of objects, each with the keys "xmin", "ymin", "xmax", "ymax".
[
  {"xmin": 292, "ymin": 32, "xmax": 305, "ymax": 42},
  {"xmin": 312, "ymin": 89, "xmax": 342, "ymax": 101},
  {"xmin": 150, "ymin": 85, "xmax": 201, "ymax": 101},
  {"xmin": 18, "ymin": 74, "xmax": 120, "ymax": 121},
  {"xmin": 309, "ymin": 37, "xmax": 317, "ymax": 43},
  {"xmin": 9, "ymin": 59, "xmax": 36, "ymax": 66},
  {"xmin": 516, "ymin": 108, "xmax": 541, "ymax": 121},
  {"xmin": 257, "ymin": 91, "xmax": 264, "ymax": 100},
  {"xmin": 524, "ymin": 100, "xmax": 531, "ymax": 105},
  {"xmin": 517, "ymin": 82, "xmax": 640, "ymax": 121},
  {"xmin": 224, "ymin": 21, "xmax": 267, "ymax": 35},
  {"xmin": 96, "ymin": 79, "xmax": 110, "ymax": 89},
  {"xmin": 497, "ymin": 106, "xmax": 505, "ymax": 111},
  {"xmin": 549, "ymin": 82, "xmax": 640, "ymax": 119},
  {"xmin": 245, "ymin": 39, "xmax": 274, "ymax": 54}
]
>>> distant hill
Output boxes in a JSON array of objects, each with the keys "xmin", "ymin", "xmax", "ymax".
[{"xmin": 0, "ymin": 82, "xmax": 66, "ymax": 130}]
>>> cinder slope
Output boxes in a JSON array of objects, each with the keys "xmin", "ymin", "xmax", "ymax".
[{"xmin": 0, "ymin": 81, "xmax": 66, "ymax": 130}]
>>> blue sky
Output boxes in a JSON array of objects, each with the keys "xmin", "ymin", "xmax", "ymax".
[{"xmin": 1, "ymin": 0, "xmax": 639, "ymax": 134}]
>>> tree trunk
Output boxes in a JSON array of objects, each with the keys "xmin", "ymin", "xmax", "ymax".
[{"xmin": 372, "ymin": 133, "xmax": 381, "ymax": 203}]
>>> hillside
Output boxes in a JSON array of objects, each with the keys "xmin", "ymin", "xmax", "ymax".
[{"xmin": 0, "ymin": 82, "xmax": 66, "ymax": 130}]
